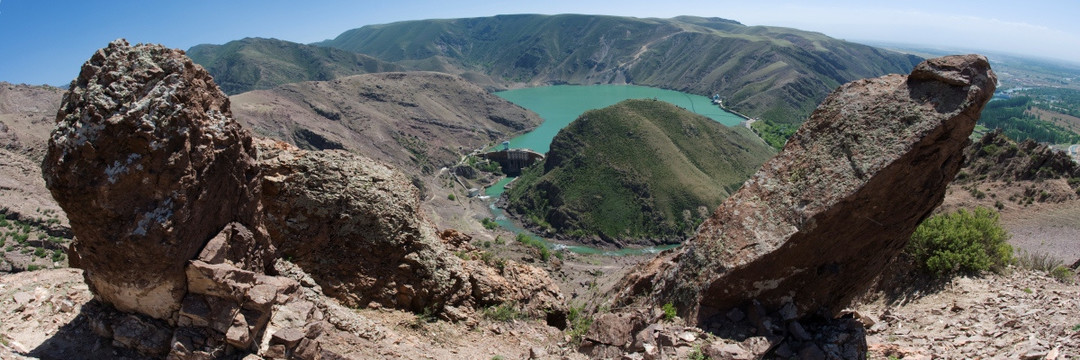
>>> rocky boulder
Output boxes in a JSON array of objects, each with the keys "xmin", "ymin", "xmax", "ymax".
[
  {"xmin": 614, "ymin": 55, "xmax": 997, "ymax": 325},
  {"xmin": 258, "ymin": 140, "xmax": 469, "ymax": 314},
  {"xmin": 41, "ymin": 39, "xmax": 271, "ymax": 321},
  {"xmin": 257, "ymin": 140, "xmax": 566, "ymax": 321}
]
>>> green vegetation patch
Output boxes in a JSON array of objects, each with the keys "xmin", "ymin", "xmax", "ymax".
[
  {"xmin": 566, "ymin": 305, "xmax": 594, "ymax": 345},
  {"xmin": 978, "ymin": 96, "xmax": 1080, "ymax": 144},
  {"xmin": 0, "ymin": 211, "xmax": 70, "ymax": 272},
  {"xmin": 482, "ymin": 302, "xmax": 523, "ymax": 322},
  {"xmin": 662, "ymin": 302, "xmax": 677, "ymax": 321},
  {"xmin": 516, "ymin": 233, "xmax": 551, "ymax": 262},
  {"xmin": 906, "ymin": 207, "xmax": 1013, "ymax": 277}
]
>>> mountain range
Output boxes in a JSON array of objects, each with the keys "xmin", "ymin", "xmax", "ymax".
[
  {"xmin": 187, "ymin": 37, "xmax": 402, "ymax": 95},
  {"xmin": 190, "ymin": 14, "xmax": 923, "ymax": 146}
]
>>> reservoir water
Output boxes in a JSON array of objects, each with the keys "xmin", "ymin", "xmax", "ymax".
[
  {"xmin": 495, "ymin": 85, "xmax": 744, "ymax": 153},
  {"xmin": 485, "ymin": 85, "xmax": 745, "ymax": 255}
]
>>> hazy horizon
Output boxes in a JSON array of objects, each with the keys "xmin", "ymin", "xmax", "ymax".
[{"xmin": 1, "ymin": 0, "xmax": 1078, "ymax": 86}]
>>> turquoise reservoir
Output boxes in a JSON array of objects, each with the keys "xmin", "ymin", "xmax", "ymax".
[{"xmin": 485, "ymin": 85, "xmax": 745, "ymax": 254}]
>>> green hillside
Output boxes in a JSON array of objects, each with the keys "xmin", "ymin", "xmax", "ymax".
[
  {"xmin": 316, "ymin": 14, "xmax": 922, "ymax": 147},
  {"xmin": 505, "ymin": 99, "xmax": 776, "ymax": 246},
  {"xmin": 188, "ymin": 37, "xmax": 402, "ymax": 94}
]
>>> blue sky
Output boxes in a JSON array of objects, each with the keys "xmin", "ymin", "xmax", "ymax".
[{"xmin": 2, "ymin": 0, "xmax": 1078, "ymax": 86}]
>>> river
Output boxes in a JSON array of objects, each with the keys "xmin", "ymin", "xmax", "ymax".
[{"xmin": 484, "ymin": 85, "xmax": 744, "ymax": 255}]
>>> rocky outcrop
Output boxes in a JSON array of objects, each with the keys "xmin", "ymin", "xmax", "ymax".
[
  {"xmin": 613, "ymin": 55, "xmax": 997, "ymax": 329},
  {"xmin": 258, "ymin": 140, "xmax": 566, "ymax": 321},
  {"xmin": 39, "ymin": 39, "xmax": 565, "ymax": 358},
  {"xmin": 42, "ymin": 39, "xmax": 272, "ymax": 321},
  {"xmin": 960, "ymin": 129, "xmax": 1080, "ymax": 186}
]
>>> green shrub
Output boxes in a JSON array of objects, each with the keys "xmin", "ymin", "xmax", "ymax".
[
  {"xmin": 51, "ymin": 249, "xmax": 65, "ymax": 262},
  {"xmin": 410, "ymin": 306, "xmax": 438, "ymax": 328},
  {"xmin": 34, "ymin": 247, "xmax": 46, "ymax": 258},
  {"xmin": 447, "ymin": 193, "xmax": 456, "ymax": 201},
  {"xmin": 482, "ymin": 302, "xmax": 521, "ymax": 322},
  {"xmin": 687, "ymin": 344, "xmax": 707, "ymax": 360},
  {"xmin": 1050, "ymin": 266, "xmax": 1075, "ymax": 283},
  {"xmin": 566, "ymin": 305, "xmax": 594, "ymax": 345},
  {"xmin": 481, "ymin": 217, "xmax": 498, "ymax": 230},
  {"xmin": 516, "ymin": 233, "xmax": 551, "ymax": 262},
  {"xmin": 906, "ymin": 207, "xmax": 1013, "ymax": 277},
  {"xmin": 479, "ymin": 251, "xmax": 505, "ymax": 271},
  {"xmin": 662, "ymin": 302, "xmax": 677, "ymax": 321}
]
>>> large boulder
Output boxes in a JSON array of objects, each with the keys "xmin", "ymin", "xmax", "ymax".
[
  {"xmin": 257, "ymin": 140, "xmax": 566, "ymax": 320},
  {"xmin": 257, "ymin": 140, "xmax": 470, "ymax": 314},
  {"xmin": 614, "ymin": 55, "xmax": 997, "ymax": 325},
  {"xmin": 41, "ymin": 40, "xmax": 271, "ymax": 321}
]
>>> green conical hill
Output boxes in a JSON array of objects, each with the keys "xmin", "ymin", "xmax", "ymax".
[{"xmin": 506, "ymin": 99, "xmax": 775, "ymax": 246}]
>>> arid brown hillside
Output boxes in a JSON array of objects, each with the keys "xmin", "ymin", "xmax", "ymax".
[
  {"xmin": 0, "ymin": 83, "xmax": 71, "ymax": 273},
  {"xmin": 941, "ymin": 130, "xmax": 1080, "ymax": 265},
  {"xmin": 230, "ymin": 71, "xmax": 542, "ymax": 178},
  {"xmin": 0, "ymin": 82, "xmax": 67, "ymax": 225}
]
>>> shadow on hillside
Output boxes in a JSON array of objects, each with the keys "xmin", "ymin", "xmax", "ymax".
[
  {"xmin": 864, "ymin": 255, "xmax": 951, "ymax": 306},
  {"xmin": 29, "ymin": 301, "xmax": 150, "ymax": 360}
]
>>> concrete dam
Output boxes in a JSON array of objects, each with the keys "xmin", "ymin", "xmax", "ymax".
[{"xmin": 480, "ymin": 148, "xmax": 545, "ymax": 176}]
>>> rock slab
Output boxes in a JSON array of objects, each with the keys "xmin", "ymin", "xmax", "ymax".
[{"xmin": 615, "ymin": 55, "xmax": 997, "ymax": 324}]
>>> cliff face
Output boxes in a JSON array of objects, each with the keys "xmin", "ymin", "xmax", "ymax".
[{"xmin": 612, "ymin": 55, "xmax": 996, "ymax": 334}]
